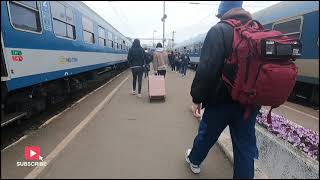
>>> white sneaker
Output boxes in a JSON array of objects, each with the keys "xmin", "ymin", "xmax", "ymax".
[
  {"xmin": 132, "ymin": 90, "xmax": 136, "ymax": 95},
  {"xmin": 185, "ymin": 149, "xmax": 200, "ymax": 174},
  {"xmin": 137, "ymin": 94, "xmax": 142, "ymax": 98}
]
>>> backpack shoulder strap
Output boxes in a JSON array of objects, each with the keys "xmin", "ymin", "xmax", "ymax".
[
  {"xmin": 216, "ymin": 22, "xmax": 234, "ymax": 59},
  {"xmin": 221, "ymin": 19, "xmax": 242, "ymax": 27},
  {"xmin": 221, "ymin": 19, "xmax": 264, "ymax": 30}
]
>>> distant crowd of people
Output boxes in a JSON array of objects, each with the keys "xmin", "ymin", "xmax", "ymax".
[{"xmin": 168, "ymin": 51, "xmax": 190, "ymax": 77}]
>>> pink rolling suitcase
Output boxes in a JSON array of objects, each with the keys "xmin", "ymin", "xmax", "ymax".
[{"xmin": 148, "ymin": 75, "xmax": 166, "ymax": 101}]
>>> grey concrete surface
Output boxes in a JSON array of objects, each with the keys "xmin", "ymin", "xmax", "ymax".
[
  {"xmin": 262, "ymin": 103, "xmax": 319, "ymax": 133},
  {"xmin": 284, "ymin": 101, "xmax": 318, "ymax": 117},
  {"xmin": 256, "ymin": 125, "xmax": 319, "ymax": 179},
  {"xmin": 217, "ymin": 123, "xmax": 319, "ymax": 179},
  {"xmin": 1, "ymin": 71, "xmax": 130, "ymax": 179},
  {"xmin": 1, "ymin": 69, "xmax": 233, "ymax": 179}
]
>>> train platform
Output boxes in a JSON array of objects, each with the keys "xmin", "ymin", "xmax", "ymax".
[
  {"xmin": 263, "ymin": 102, "xmax": 319, "ymax": 133},
  {"xmin": 1, "ymin": 69, "xmax": 233, "ymax": 179}
]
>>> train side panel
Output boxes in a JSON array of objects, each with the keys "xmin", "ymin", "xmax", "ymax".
[
  {"xmin": 1, "ymin": 1, "xmax": 128, "ymax": 92},
  {"xmin": 1, "ymin": 1, "xmax": 131, "ymax": 122}
]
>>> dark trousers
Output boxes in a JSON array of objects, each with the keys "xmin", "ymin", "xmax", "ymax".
[
  {"xmin": 131, "ymin": 67, "xmax": 143, "ymax": 94},
  {"xmin": 181, "ymin": 63, "xmax": 187, "ymax": 76},
  {"xmin": 157, "ymin": 70, "xmax": 166, "ymax": 77},
  {"xmin": 169, "ymin": 60, "xmax": 175, "ymax": 71},
  {"xmin": 144, "ymin": 71, "xmax": 149, "ymax": 78},
  {"xmin": 176, "ymin": 62, "xmax": 181, "ymax": 72},
  {"xmin": 188, "ymin": 104, "xmax": 260, "ymax": 179},
  {"xmin": 171, "ymin": 62, "xmax": 175, "ymax": 71},
  {"xmin": 174, "ymin": 61, "xmax": 179, "ymax": 71}
]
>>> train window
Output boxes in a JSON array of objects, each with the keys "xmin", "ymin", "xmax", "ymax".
[
  {"xmin": 66, "ymin": 25, "xmax": 75, "ymax": 39},
  {"xmin": 98, "ymin": 26, "xmax": 105, "ymax": 39},
  {"xmin": 17, "ymin": 1, "xmax": 37, "ymax": 9},
  {"xmin": 51, "ymin": 2, "xmax": 65, "ymax": 21},
  {"xmin": 8, "ymin": 1, "xmax": 41, "ymax": 33},
  {"xmin": 99, "ymin": 38, "xmax": 106, "ymax": 47},
  {"xmin": 123, "ymin": 40, "xmax": 127, "ymax": 51},
  {"xmin": 273, "ymin": 17, "xmax": 302, "ymax": 39},
  {"xmin": 53, "ymin": 20, "xmax": 67, "ymax": 37},
  {"xmin": 114, "ymin": 36, "xmax": 118, "ymax": 50},
  {"xmin": 82, "ymin": 16, "xmax": 93, "ymax": 32},
  {"xmin": 51, "ymin": 2, "xmax": 76, "ymax": 39},
  {"xmin": 98, "ymin": 26, "xmax": 106, "ymax": 46},
  {"xmin": 107, "ymin": 31, "xmax": 113, "ymax": 48},
  {"xmin": 83, "ymin": 31, "xmax": 95, "ymax": 44},
  {"xmin": 66, "ymin": 8, "xmax": 74, "ymax": 25},
  {"xmin": 82, "ymin": 16, "xmax": 94, "ymax": 43}
]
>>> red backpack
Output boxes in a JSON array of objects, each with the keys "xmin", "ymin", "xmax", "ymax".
[{"xmin": 220, "ymin": 19, "xmax": 301, "ymax": 124}]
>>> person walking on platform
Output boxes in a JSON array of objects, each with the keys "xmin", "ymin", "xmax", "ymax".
[
  {"xmin": 175, "ymin": 52, "xmax": 182, "ymax": 73},
  {"xmin": 152, "ymin": 43, "xmax": 169, "ymax": 77},
  {"xmin": 127, "ymin": 39, "xmax": 145, "ymax": 98},
  {"xmin": 168, "ymin": 51, "xmax": 176, "ymax": 71},
  {"xmin": 174, "ymin": 53, "xmax": 180, "ymax": 73},
  {"xmin": 185, "ymin": 1, "xmax": 260, "ymax": 179},
  {"xmin": 180, "ymin": 52, "xmax": 190, "ymax": 77},
  {"xmin": 144, "ymin": 52, "xmax": 152, "ymax": 78}
]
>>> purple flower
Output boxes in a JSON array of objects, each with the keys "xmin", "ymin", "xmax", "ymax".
[{"xmin": 257, "ymin": 109, "xmax": 319, "ymax": 161}]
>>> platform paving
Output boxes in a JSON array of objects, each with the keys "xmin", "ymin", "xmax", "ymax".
[{"xmin": 1, "ymin": 69, "xmax": 233, "ymax": 179}]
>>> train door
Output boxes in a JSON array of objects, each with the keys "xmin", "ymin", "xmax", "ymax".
[
  {"xmin": 1, "ymin": 31, "xmax": 10, "ymax": 96},
  {"xmin": 1, "ymin": 32, "xmax": 9, "ymax": 121},
  {"xmin": 1, "ymin": 32, "xmax": 8, "ymax": 79}
]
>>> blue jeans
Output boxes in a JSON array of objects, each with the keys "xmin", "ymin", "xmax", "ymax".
[
  {"xmin": 188, "ymin": 103, "xmax": 260, "ymax": 179},
  {"xmin": 180, "ymin": 64, "xmax": 187, "ymax": 76}
]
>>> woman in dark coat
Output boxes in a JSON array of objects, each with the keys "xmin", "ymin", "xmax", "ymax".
[{"xmin": 127, "ymin": 39, "xmax": 145, "ymax": 98}]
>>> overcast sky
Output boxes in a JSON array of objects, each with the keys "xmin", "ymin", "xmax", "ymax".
[{"xmin": 83, "ymin": 1, "xmax": 280, "ymax": 46}]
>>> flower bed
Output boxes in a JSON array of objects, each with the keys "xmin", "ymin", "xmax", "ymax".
[{"xmin": 256, "ymin": 108, "xmax": 319, "ymax": 161}]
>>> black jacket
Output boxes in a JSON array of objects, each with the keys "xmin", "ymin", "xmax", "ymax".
[
  {"xmin": 190, "ymin": 9, "xmax": 252, "ymax": 108},
  {"xmin": 181, "ymin": 54, "xmax": 190, "ymax": 65},
  {"xmin": 127, "ymin": 47, "xmax": 145, "ymax": 67},
  {"xmin": 169, "ymin": 54, "xmax": 175, "ymax": 65},
  {"xmin": 145, "ymin": 52, "xmax": 153, "ymax": 64}
]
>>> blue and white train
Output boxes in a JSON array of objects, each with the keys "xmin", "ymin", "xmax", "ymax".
[
  {"xmin": 174, "ymin": 33, "xmax": 205, "ymax": 69},
  {"xmin": 1, "ymin": 1, "xmax": 132, "ymax": 123},
  {"xmin": 174, "ymin": 1, "xmax": 319, "ymax": 106}
]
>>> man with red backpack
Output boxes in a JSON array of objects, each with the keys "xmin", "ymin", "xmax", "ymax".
[{"xmin": 185, "ymin": 1, "xmax": 299, "ymax": 178}]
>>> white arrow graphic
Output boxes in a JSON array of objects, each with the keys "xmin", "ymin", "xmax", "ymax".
[
  {"xmin": 39, "ymin": 155, "xmax": 44, "ymax": 161},
  {"xmin": 30, "ymin": 150, "xmax": 36, "ymax": 157}
]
